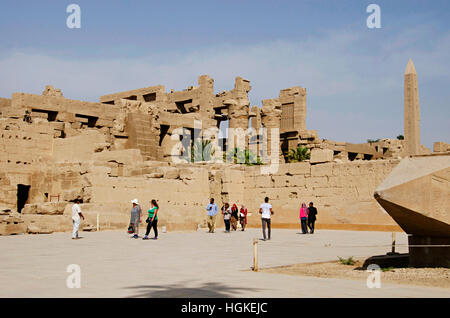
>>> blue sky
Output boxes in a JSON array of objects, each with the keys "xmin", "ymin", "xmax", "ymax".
[{"xmin": 0, "ymin": 0, "xmax": 449, "ymax": 148}]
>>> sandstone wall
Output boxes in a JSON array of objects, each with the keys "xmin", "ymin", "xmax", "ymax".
[
  {"xmin": 0, "ymin": 119, "xmax": 53, "ymax": 166},
  {"xmin": 84, "ymin": 162, "xmax": 211, "ymax": 232},
  {"xmin": 0, "ymin": 136, "xmax": 403, "ymax": 235},
  {"xmin": 243, "ymin": 160, "xmax": 401, "ymax": 231},
  {"xmin": 0, "ymin": 119, "xmax": 54, "ymax": 208},
  {"xmin": 53, "ymin": 129, "xmax": 107, "ymax": 162},
  {"xmin": 0, "ymin": 97, "xmax": 11, "ymax": 114}
]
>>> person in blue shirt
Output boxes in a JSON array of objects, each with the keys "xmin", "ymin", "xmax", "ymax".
[{"xmin": 206, "ymin": 198, "xmax": 218, "ymax": 233}]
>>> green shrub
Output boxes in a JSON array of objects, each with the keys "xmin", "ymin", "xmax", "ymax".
[
  {"xmin": 338, "ymin": 256, "xmax": 356, "ymax": 265},
  {"xmin": 190, "ymin": 139, "xmax": 215, "ymax": 162},
  {"xmin": 224, "ymin": 147, "xmax": 263, "ymax": 166},
  {"xmin": 285, "ymin": 146, "xmax": 310, "ymax": 163}
]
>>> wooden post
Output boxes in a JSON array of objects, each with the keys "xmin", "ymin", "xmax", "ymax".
[
  {"xmin": 253, "ymin": 238, "xmax": 258, "ymax": 272},
  {"xmin": 97, "ymin": 213, "xmax": 100, "ymax": 232},
  {"xmin": 391, "ymin": 232, "xmax": 396, "ymax": 254}
]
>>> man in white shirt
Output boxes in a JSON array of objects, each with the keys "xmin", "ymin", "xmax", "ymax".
[
  {"xmin": 259, "ymin": 197, "xmax": 273, "ymax": 241},
  {"xmin": 206, "ymin": 198, "xmax": 218, "ymax": 233},
  {"xmin": 71, "ymin": 199, "xmax": 85, "ymax": 240}
]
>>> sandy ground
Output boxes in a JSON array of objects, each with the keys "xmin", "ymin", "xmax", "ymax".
[
  {"xmin": 1, "ymin": 228, "xmax": 449, "ymax": 297},
  {"xmin": 261, "ymin": 259, "xmax": 450, "ymax": 289}
]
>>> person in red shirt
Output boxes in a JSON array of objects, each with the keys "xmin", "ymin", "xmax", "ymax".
[
  {"xmin": 231, "ymin": 203, "xmax": 239, "ymax": 231},
  {"xmin": 239, "ymin": 204, "xmax": 248, "ymax": 231}
]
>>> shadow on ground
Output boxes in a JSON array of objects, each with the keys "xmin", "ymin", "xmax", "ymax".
[{"xmin": 125, "ymin": 281, "xmax": 261, "ymax": 298}]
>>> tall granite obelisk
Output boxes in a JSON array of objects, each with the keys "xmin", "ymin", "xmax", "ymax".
[{"xmin": 404, "ymin": 59, "xmax": 421, "ymax": 156}]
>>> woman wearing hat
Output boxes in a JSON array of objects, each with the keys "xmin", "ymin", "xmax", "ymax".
[{"xmin": 129, "ymin": 199, "xmax": 142, "ymax": 238}]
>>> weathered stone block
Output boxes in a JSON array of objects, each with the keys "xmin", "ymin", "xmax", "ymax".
[
  {"xmin": 35, "ymin": 202, "xmax": 68, "ymax": 215},
  {"xmin": 22, "ymin": 204, "xmax": 37, "ymax": 215},
  {"xmin": 310, "ymin": 149, "xmax": 333, "ymax": 164},
  {"xmin": 162, "ymin": 167, "xmax": 180, "ymax": 179},
  {"xmin": 254, "ymin": 175, "xmax": 272, "ymax": 188},
  {"xmin": 0, "ymin": 222, "xmax": 27, "ymax": 235},
  {"xmin": 288, "ymin": 162, "xmax": 311, "ymax": 175},
  {"xmin": 273, "ymin": 175, "xmax": 289, "ymax": 188},
  {"xmin": 289, "ymin": 174, "xmax": 306, "ymax": 187},
  {"xmin": 179, "ymin": 168, "xmax": 194, "ymax": 180},
  {"xmin": 311, "ymin": 163, "xmax": 333, "ymax": 177}
]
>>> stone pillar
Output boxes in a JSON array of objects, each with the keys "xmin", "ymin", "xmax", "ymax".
[
  {"xmin": 226, "ymin": 99, "xmax": 249, "ymax": 151},
  {"xmin": 250, "ymin": 106, "xmax": 261, "ymax": 130},
  {"xmin": 261, "ymin": 99, "xmax": 282, "ymax": 162},
  {"xmin": 225, "ymin": 77, "xmax": 251, "ymax": 152},
  {"xmin": 404, "ymin": 59, "xmax": 421, "ymax": 156},
  {"xmin": 293, "ymin": 87, "xmax": 307, "ymax": 131},
  {"xmin": 198, "ymin": 75, "xmax": 215, "ymax": 129}
]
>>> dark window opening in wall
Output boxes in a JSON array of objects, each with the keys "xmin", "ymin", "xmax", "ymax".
[
  {"xmin": 364, "ymin": 154, "xmax": 373, "ymax": 160},
  {"xmin": 102, "ymin": 100, "xmax": 115, "ymax": 105},
  {"xmin": 348, "ymin": 152, "xmax": 358, "ymax": 161},
  {"xmin": 175, "ymin": 99, "xmax": 193, "ymax": 114},
  {"xmin": 143, "ymin": 93, "xmax": 156, "ymax": 102},
  {"xmin": 219, "ymin": 138, "xmax": 227, "ymax": 152},
  {"xmin": 383, "ymin": 147, "xmax": 388, "ymax": 154},
  {"xmin": 180, "ymin": 128, "xmax": 190, "ymax": 156},
  {"xmin": 17, "ymin": 184, "xmax": 30, "ymax": 213},
  {"xmin": 280, "ymin": 135, "xmax": 289, "ymax": 159},
  {"xmin": 334, "ymin": 151, "xmax": 341, "ymax": 156},
  {"xmin": 48, "ymin": 111, "xmax": 57, "ymax": 121},
  {"xmin": 159, "ymin": 125, "xmax": 170, "ymax": 146},
  {"xmin": 124, "ymin": 95, "xmax": 137, "ymax": 100},
  {"xmin": 215, "ymin": 112, "xmax": 227, "ymax": 131},
  {"xmin": 249, "ymin": 134, "xmax": 258, "ymax": 144},
  {"xmin": 44, "ymin": 193, "xmax": 49, "ymax": 201},
  {"xmin": 75, "ymin": 114, "xmax": 98, "ymax": 128},
  {"xmin": 219, "ymin": 119, "xmax": 228, "ymax": 152},
  {"xmin": 31, "ymin": 109, "xmax": 58, "ymax": 122}
]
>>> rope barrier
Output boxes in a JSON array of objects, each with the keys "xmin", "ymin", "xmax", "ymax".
[{"xmin": 324, "ymin": 245, "xmax": 450, "ymax": 248}]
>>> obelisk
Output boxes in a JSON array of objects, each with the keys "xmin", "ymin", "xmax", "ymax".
[{"xmin": 404, "ymin": 59, "xmax": 421, "ymax": 156}]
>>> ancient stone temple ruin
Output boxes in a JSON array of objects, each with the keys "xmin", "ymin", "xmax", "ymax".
[{"xmin": 1, "ymin": 60, "xmax": 449, "ymax": 266}]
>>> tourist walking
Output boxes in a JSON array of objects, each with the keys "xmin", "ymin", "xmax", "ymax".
[
  {"xmin": 129, "ymin": 199, "xmax": 142, "ymax": 239},
  {"xmin": 206, "ymin": 198, "xmax": 218, "ymax": 233},
  {"xmin": 71, "ymin": 199, "xmax": 85, "ymax": 240},
  {"xmin": 259, "ymin": 197, "xmax": 273, "ymax": 241},
  {"xmin": 239, "ymin": 204, "xmax": 248, "ymax": 231},
  {"xmin": 307, "ymin": 202, "xmax": 318, "ymax": 234},
  {"xmin": 143, "ymin": 199, "xmax": 159, "ymax": 240},
  {"xmin": 300, "ymin": 202, "xmax": 308, "ymax": 234},
  {"xmin": 222, "ymin": 202, "xmax": 232, "ymax": 233},
  {"xmin": 231, "ymin": 203, "xmax": 239, "ymax": 231}
]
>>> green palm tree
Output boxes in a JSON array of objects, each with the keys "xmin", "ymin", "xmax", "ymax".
[
  {"xmin": 224, "ymin": 147, "xmax": 263, "ymax": 165},
  {"xmin": 190, "ymin": 139, "xmax": 215, "ymax": 162},
  {"xmin": 286, "ymin": 146, "xmax": 310, "ymax": 163}
]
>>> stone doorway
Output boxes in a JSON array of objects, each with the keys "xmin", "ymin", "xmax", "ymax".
[{"xmin": 17, "ymin": 184, "xmax": 30, "ymax": 213}]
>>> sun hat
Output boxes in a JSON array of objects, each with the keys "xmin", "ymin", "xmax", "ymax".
[{"xmin": 131, "ymin": 199, "xmax": 139, "ymax": 204}]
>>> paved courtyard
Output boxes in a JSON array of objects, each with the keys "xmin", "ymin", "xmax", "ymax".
[{"xmin": 0, "ymin": 228, "xmax": 449, "ymax": 298}]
